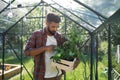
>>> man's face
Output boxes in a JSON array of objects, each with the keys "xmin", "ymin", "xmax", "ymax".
[{"xmin": 46, "ymin": 22, "xmax": 59, "ymax": 35}]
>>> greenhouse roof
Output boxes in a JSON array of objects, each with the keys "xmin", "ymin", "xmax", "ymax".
[
  {"xmin": 94, "ymin": 8, "xmax": 120, "ymax": 34},
  {"xmin": 0, "ymin": 0, "xmax": 120, "ymax": 33}
]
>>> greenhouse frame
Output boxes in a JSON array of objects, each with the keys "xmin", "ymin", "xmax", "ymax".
[{"xmin": 0, "ymin": 0, "xmax": 120, "ymax": 80}]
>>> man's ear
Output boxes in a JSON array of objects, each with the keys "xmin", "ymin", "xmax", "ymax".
[{"xmin": 46, "ymin": 22, "xmax": 48, "ymax": 26}]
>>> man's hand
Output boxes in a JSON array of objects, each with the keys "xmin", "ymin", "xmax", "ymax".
[{"xmin": 44, "ymin": 45, "xmax": 56, "ymax": 52}]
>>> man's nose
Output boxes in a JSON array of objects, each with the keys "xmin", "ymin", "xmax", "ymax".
[{"xmin": 54, "ymin": 27, "xmax": 57, "ymax": 31}]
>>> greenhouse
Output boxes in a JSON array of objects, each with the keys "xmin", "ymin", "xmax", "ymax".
[{"xmin": 0, "ymin": 0, "xmax": 120, "ymax": 80}]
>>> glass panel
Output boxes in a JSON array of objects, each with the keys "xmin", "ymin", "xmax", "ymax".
[
  {"xmin": 44, "ymin": 0, "xmax": 97, "ymax": 32},
  {"xmin": 0, "ymin": 0, "xmax": 8, "ymax": 12},
  {"xmin": 44, "ymin": 0, "xmax": 120, "ymax": 32},
  {"xmin": 43, "ymin": 0, "xmax": 109, "ymax": 32},
  {"xmin": 78, "ymin": 0, "xmax": 120, "ymax": 18},
  {"xmin": 1, "ymin": 0, "xmax": 119, "ymax": 32},
  {"xmin": 0, "ymin": 0, "xmax": 41, "ymax": 33},
  {"xmin": 3, "ymin": 0, "xmax": 41, "ymax": 5}
]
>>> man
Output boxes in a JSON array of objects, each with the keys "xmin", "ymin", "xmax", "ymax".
[{"xmin": 24, "ymin": 13, "xmax": 66, "ymax": 80}]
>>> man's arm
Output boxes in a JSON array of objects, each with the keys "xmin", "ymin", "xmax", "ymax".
[
  {"xmin": 24, "ymin": 31, "xmax": 56, "ymax": 56},
  {"xmin": 26, "ymin": 45, "xmax": 56, "ymax": 56}
]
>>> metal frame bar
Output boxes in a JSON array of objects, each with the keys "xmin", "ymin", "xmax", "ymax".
[
  {"xmin": 26, "ymin": 15, "xmax": 64, "ymax": 19},
  {"xmin": 51, "ymin": 0, "xmax": 96, "ymax": 29},
  {"xmin": 0, "ymin": 0, "xmax": 15, "ymax": 14},
  {"xmin": 1, "ymin": 33, "xmax": 5, "ymax": 80},
  {"xmin": 20, "ymin": 19, "xmax": 23, "ymax": 80},
  {"xmin": 41, "ymin": 1, "xmax": 44, "ymax": 29},
  {"xmin": 0, "ymin": 1, "xmax": 42, "ymax": 80},
  {"xmin": 4, "ymin": 1, "xmax": 42, "ymax": 33},
  {"xmin": 0, "ymin": 0, "xmax": 115, "ymax": 80},
  {"xmin": 68, "ymin": 9, "xmax": 101, "ymax": 20},
  {"xmin": 6, "ymin": 39, "xmax": 33, "ymax": 80},
  {"xmin": 5, "ymin": 3, "xmax": 54, "ymax": 11},
  {"xmin": 1, "ymin": 0, "xmax": 9, "ymax": 4},
  {"xmin": 95, "ymin": 35, "xmax": 98, "ymax": 80},
  {"xmin": 93, "ymin": 9, "xmax": 120, "ymax": 34},
  {"xmin": 74, "ymin": 0, "xmax": 107, "ymax": 20},
  {"xmin": 108, "ymin": 24, "xmax": 112, "ymax": 80},
  {"xmin": 43, "ymin": 1, "xmax": 90, "ymax": 32},
  {"xmin": 90, "ymin": 32, "xmax": 94, "ymax": 80},
  {"xmin": 64, "ymin": 16, "xmax": 67, "ymax": 35}
]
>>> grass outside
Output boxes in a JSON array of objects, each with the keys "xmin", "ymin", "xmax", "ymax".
[{"xmin": 0, "ymin": 53, "xmax": 107, "ymax": 80}]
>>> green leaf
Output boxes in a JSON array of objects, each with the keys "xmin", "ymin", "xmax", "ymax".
[{"xmin": 69, "ymin": 51, "xmax": 74, "ymax": 56}]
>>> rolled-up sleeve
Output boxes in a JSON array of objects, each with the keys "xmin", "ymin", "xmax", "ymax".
[{"xmin": 24, "ymin": 32, "xmax": 36, "ymax": 56}]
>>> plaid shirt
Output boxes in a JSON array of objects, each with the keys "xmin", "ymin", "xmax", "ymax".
[{"xmin": 24, "ymin": 28, "xmax": 66, "ymax": 80}]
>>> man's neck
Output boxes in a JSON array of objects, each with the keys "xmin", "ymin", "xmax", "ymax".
[{"xmin": 45, "ymin": 28, "xmax": 53, "ymax": 36}]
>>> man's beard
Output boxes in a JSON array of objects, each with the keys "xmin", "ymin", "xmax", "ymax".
[{"xmin": 48, "ymin": 27, "xmax": 56, "ymax": 35}]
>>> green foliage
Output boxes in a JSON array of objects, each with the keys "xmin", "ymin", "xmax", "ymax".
[
  {"xmin": 112, "ymin": 24, "xmax": 120, "ymax": 45},
  {"xmin": 99, "ymin": 41, "xmax": 108, "ymax": 54},
  {"xmin": 9, "ymin": 58, "xmax": 107, "ymax": 80},
  {"xmin": 112, "ymin": 56, "xmax": 120, "ymax": 73},
  {"xmin": 100, "ymin": 51, "xmax": 120, "ymax": 74},
  {"xmin": 51, "ymin": 27, "xmax": 81, "ymax": 62},
  {"xmin": 114, "ymin": 63, "xmax": 120, "ymax": 73},
  {"xmin": 51, "ymin": 41, "xmax": 78, "ymax": 62}
]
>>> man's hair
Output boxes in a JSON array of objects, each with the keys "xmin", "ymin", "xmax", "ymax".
[{"xmin": 46, "ymin": 13, "xmax": 61, "ymax": 23}]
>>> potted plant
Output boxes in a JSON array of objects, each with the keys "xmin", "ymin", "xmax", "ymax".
[{"xmin": 51, "ymin": 28, "xmax": 80, "ymax": 71}]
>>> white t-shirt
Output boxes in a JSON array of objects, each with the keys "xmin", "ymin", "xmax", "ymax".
[{"xmin": 44, "ymin": 35, "xmax": 62, "ymax": 78}]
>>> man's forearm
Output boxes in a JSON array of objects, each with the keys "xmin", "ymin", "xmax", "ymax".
[
  {"xmin": 29, "ymin": 47, "xmax": 46, "ymax": 56},
  {"xmin": 26, "ymin": 45, "xmax": 56, "ymax": 56}
]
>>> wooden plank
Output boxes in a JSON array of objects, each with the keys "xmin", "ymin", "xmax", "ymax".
[{"xmin": 0, "ymin": 64, "xmax": 21, "ymax": 79}]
